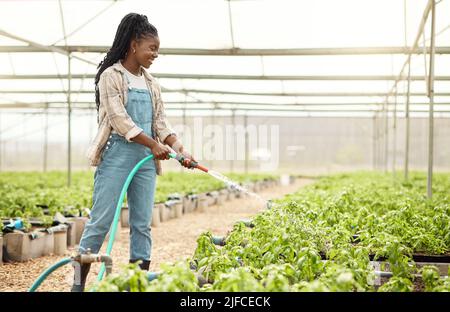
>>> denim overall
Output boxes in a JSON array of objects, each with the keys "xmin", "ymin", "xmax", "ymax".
[{"xmin": 79, "ymin": 86, "xmax": 156, "ymax": 261}]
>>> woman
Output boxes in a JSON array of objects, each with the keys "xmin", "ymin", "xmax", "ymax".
[{"xmin": 73, "ymin": 13, "xmax": 194, "ymax": 292}]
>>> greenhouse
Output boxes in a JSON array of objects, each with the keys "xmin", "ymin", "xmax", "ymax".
[{"xmin": 0, "ymin": 0, "xmax": 449, "ymax": 300}]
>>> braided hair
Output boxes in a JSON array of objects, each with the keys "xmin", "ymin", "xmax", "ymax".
[{"xmin": 95, "ymin": 13, "xmax": 158, "ymax": 113}]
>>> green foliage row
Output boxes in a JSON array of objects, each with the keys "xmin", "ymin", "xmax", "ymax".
[
  {"xmin": 0, "ymin": 170, "xmax": 278, "ymax": 222},
  {"xmin": 93, "ymin": 172, "xmax": 450, "ymax": 292}
]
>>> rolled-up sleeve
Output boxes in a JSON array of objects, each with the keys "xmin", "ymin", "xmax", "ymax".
[
  {"xmin": 99, "ymin": 72, "xmax": 142, "ymax": 142},
  {"xmin": 154, "ymin": 83, "xmax": 176, "ymax": 143}
]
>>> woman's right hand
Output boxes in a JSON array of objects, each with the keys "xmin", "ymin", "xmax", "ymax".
[
  {"xmin": 150, "ymin": 142, "xmax": 171, "ymax": 160},
  {"xmin": 130, "ymin": 132, "xmax": 171, "ymax": 160}
]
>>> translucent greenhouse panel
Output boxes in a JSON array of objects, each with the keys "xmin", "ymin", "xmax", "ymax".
[
  {"xmin": 230, "ymin": 0, "xmax": 429, "ymax": 48},
  {"xmin": 60, "ymin": 0, "xmax": 233, "ymax": 48}
]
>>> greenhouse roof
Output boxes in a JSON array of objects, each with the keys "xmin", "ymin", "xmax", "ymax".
[{"xmin": 0, "ymin": 0, "xmax": 449, "ymax": 116}]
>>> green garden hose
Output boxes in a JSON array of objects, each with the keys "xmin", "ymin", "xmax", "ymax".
[
  {"xmin": 97, "ymin": 152, "xmax": 177, "ymax": 280},
  {"xmin": 28, "ymin": 257, "xmax": 72, "ymax": 292}
]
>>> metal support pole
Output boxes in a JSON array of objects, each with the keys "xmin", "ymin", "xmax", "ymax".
[
  {"xmin": 210, "ymin": 111, "xmax": 215, "ymax": 170},
  {"xmin": 43, "ymin": 104, "xmax": 49, "ymax": 172},
  {"xmin": 180, "ymin": 105, "xmax": 187, "ymax": 172},
  {"xmin": 384, "ymin": 100, "xmax": 389, "ymax": 173},
  {"xmin": 67, "ymin": 53, "xmax": 72, "ymax": 187},
  {"xmin": 393, "ymin": 89, "xmax": 398, "ymax": 178},
  {"xmin": 376, "ymin": 112, "xmax": 380, "ymax": 170},
  {"xmin": 181, "ymin": 107, "xmax": 187, "ymax": 173},
  {"xmin": 378, "ymin": 113, "xmax": 382, "ymax": 171},
  {"xmin": 377, "ymin": 111, "xmax": 383, "ymax": 170},
  {"xmin": 404, "ymin": 62, "xmax": 411, "ymax": 180},
  {"xmin": 230, "ymin": 109, "xmax": 235, "ymax": 173},
  {"xmin": 0, "ymin": 111, "xmax": 2, "ymax": 171},
  {"xmin": 403, "ymin": 0, "xmax": 410, "ymax": 180},
  {"xmin": 182, "ymin": 108, "xmax": 187, "ymax": 135},
  {"xmin": 372, "ymin": 114, "xmax": 376, "ymax": 170},
  {"xmin": 88, "ymin": 110, "xmax": 94, "ymax": 170},
  {"xmin": 427, "ymin": 0, "xmax": 436, "ymax": 198},
  {"xmin": 244, "ymin": 113, "xmax": 249, "ymax": 174}
]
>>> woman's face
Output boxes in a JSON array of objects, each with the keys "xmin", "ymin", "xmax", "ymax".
[{"xmin": 131, "ymin": 35, "xmax": 160, "ymax": 69}]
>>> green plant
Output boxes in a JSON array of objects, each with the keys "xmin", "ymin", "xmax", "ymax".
[
  {"xmin": 378, "ymin": 276, "xmax": 414, "ymax": 292},
  {"xmin": 41, "ymin": 215, "xmax": 54, "ymax": 228},
  {"xmin": 420, "ymin": 265, "xmax": 444, "ymax": 291},
  {"xmin": 53, "ymin": 171, "xmax": 450, "ymax": 292},
  {"xmin": 147, "ymin": 261, "xmax": 199, "ymax": 292},
  {"xmin": 211, "ymin": 267, "xmax": 263, "ymax": 291},
  {"xmin": 93, "ymin": 263, "xmax": 150, "ymax": 292}
]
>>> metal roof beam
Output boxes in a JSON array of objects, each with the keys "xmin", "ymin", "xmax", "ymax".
[
  {"xmin": 2, "ymin": 46, "xmax": 450, "ymax": 55},
  {"xmin": 2, "ymin": 90, "xmax": 450, "ymax": 97},
  {"xmin": 0, "ymin": 29, "xmax": 96, "ymax": 66},
  {"xmin": 2, "ymin": 103, "xmax": 450, "ymax": 114},
  {"xmin": 1, "ymin": 101, "xmax": 449, "ymax": 108},
  {"xmin": 2, "ymin": 74, "xmax": 450, "ymax": 80}
]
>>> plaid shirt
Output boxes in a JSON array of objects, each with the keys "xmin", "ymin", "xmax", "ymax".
[{"xmin": 86, "ymin": 61, "xmax": 175, "ymax": 175}]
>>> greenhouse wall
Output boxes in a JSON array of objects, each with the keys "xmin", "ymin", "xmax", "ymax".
[{"xmin": 1, "ymin": 114, "xmax": 448, "ymax": 174}]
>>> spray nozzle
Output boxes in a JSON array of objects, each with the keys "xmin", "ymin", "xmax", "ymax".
[
  {"xmin": 174, "ymin": 154, "xmax": 208, "ymax": 172},
  {"xmin": 176, "ymin": 154, "xmax": 197, "ymax": 168}
]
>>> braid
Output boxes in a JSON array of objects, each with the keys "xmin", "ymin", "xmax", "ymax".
[{"xmin": 95, "ymin": 13, "xmax": 158, "ymax": 114}]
